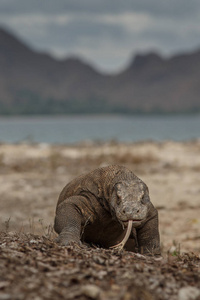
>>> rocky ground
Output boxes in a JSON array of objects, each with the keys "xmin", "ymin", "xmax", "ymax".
[{"xmin": 0, "ymin": 140, "xmax": 200, "ymax": 299}]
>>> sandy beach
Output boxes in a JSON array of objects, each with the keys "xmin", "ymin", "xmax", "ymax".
[{"xmin": 0, "ymin": 140, "xmax": 200, "ymax": 254}]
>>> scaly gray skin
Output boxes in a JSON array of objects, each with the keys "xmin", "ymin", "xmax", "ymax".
[{"xmin": 54, "ymin": 165, "xmax": 161, "ymax": 256}]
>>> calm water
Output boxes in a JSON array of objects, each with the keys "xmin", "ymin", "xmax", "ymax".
[{"xmin": 0, "ymin": 115, "xmax": 199, "ymax": 144}]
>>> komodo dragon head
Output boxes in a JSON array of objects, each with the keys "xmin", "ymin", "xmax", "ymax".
[{"xmin": 110, "ymin": 180, "xmax": 150, "ymax": 228}]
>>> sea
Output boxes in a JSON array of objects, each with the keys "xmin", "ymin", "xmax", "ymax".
[{"xmin": 0, "ymin": 114, "xmax": 199, "ymax": 144}]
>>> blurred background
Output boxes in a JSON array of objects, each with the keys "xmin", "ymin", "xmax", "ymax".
[
  {"xmin": 0, "ymin": 0, "xmax": 200, "ymax": 143},
  {"xmin": 0, "ymin": 1, "xmax": 200, "ymax": 254}
]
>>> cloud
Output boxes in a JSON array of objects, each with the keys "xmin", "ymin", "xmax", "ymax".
[
  {"xmin": 0, "ymin": 0, "xmax": 200, "ymax": 72},
  {"xmin": 1, "ymin": 0, "xmax": 200, "ymax": 17}
]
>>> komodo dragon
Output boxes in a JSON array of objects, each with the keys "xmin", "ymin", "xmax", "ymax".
[{"xmin": 54, "ymin": 165, "xmax": 161, "ymax": 256}]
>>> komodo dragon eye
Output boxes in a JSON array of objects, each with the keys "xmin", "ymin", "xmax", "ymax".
[{"xmin": 141, "ymin": 194, "xmax": 149, "ymax": 204}]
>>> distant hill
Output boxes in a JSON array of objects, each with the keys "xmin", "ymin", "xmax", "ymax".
[{"xmin": 0, "ymin": 27, "xmax": 200, "ymax": 115}]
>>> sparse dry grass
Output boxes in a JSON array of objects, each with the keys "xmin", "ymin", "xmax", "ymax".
[{"xmin": 84, "ymin": 150, "xmax": 157, "ymax": 166}]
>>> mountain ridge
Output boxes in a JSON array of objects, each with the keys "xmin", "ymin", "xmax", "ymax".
[{"xmin": 0, "ymin": 27, "xmax": 200, "ymax": 115}]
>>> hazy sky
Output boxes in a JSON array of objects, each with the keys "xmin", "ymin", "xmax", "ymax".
[{"xmin": 0, "ymin": 0, "xmax": 200, "ymax": 73}]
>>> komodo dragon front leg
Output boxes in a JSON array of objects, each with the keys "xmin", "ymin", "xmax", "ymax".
[
  {"xmin": 136, "ymin": 206, "xmax": 160, "ymax": 256},
  {"xmin": 54, "ymin": 196, "xmax": 87, "ymax": 245}
]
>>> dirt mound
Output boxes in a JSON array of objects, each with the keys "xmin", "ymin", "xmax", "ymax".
[{"xmin": 0, "ymin": 231, "xmax": 200, "ymax": 300}]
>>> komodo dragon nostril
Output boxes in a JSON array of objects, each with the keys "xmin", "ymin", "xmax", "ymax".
[{"xmin": 123, "ymin": 207, "xmax": 130, "ymax": 214}]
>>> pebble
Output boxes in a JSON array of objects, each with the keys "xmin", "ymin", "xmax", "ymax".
[
  {"xmin": 81, "ymin": 284, "xmax": 101, "ymax": 299},
  {"xmin": 178, "ymin": 286, "xmax": 200, "ymax": 300},
  {"xmin": 0, "ymin": 294, "xmax": 11, "ymax": 300}
]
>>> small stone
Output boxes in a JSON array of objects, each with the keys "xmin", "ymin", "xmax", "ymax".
[
  {"xmin": 93, "ymin": 255, "xmax": 106, "ymax": 265},
  {"xmin": 29, "ymin": 239, "xmax": 37, "ymax": 244},
  {"xmin": 178, "ymin": 286, "xmax": 200, "ymax": 300},
  {"xmin": 81, "ymin": 284, "xmax": 101, "ymax": 299},
  {"xmin": 0, "ymin": 294, "xmax": 11, "ymax": 300},
  {"xmin": 0, "ymin": 281, "xmax": 9, "ymax": 289}
]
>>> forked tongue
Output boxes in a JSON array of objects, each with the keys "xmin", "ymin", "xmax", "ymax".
[{"xmin": 110, "ymin": 220, "xmax": 133, "ymax": 250}]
